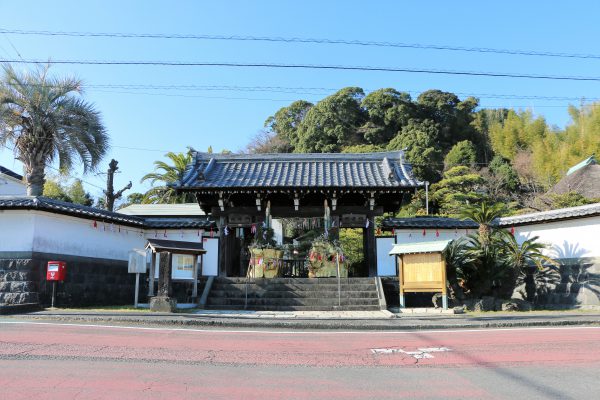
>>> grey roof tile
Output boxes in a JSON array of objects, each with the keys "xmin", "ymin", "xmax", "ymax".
[
  {"xmin": 383, "ymin": 202, "xmax": 600, "ymax": 229},
  {"xmin": 177, "ymin": 151, "xmax": 423, "ymax": 190},
  {"xmin": 382, "ymin": 217, "xmax": 479, "ymax": 230},
  {"xmin": 0, "ymin": 196, "xmax": 215, "ymax": 229}
]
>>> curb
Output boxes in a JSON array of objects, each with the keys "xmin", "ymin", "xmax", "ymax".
[{"xmin": 4, "ymin": 313, "xmax": 600, "ymax": 331}]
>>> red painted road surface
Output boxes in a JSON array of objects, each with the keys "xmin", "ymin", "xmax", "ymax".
[{"xmin": 1, "ymin": 321, "xmax": 599, "ymax": 399}]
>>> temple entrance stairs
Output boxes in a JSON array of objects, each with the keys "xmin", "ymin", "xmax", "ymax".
[{"xmin": 205, "ymin": 277, "xmax": 383, "ymax": 311}]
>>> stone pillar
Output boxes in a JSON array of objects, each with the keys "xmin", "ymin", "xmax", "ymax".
[{"xmin": 150, "ymin": 251, "xmax": 176, "ymax": 312}]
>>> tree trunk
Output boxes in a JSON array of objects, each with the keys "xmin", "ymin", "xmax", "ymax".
[{"xmin": 24, "ymin": 160, "xmax": 46, "ymax": 196}]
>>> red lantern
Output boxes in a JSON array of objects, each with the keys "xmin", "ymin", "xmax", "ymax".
[
  {"xmin": 93, "ymin": 220, "xmax": 97, "ymax": 228},
  {"xmin": 436, "ymin": 229, "xmax": 440, "ymax": 237},
  {"xmin": 422, "ymin": 229, "xmax": 426, "ymax": 236},
  {"xmin": 510, "ymin": 227, "xmax": 515, "ymax": 235}
]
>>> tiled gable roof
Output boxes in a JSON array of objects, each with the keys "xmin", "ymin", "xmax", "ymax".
[
  {"xmin": 0, "ymin": 196, "xmax": 214, "ymax": 229},
  {"xmin": 177, "ymin": 151, "xmax": 423, "ymax": 190}
]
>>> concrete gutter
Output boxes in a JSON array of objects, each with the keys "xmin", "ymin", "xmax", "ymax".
[{"xmin": 3, "ymin": 310, "xmax": 600, "ymax": 331}]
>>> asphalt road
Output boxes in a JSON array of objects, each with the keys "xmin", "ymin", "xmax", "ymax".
[{"xmin": 1, "ymin": 321, "xmax": 599, "ymax": 399}]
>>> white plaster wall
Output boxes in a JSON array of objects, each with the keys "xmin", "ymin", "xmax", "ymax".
[
  {"xmin": 392, "ymin": 216, "xmax": 600, "ymax": 260},
  {"xmin": 0, "ymin": 176, "xmax": 26, "ymax": 196},
  {"xmin": 0, "ymin": 210, "xmax": 35, "ymax": 252},
  {"xmin": 513, "ymin": 216, "xmax": 600, "ymax": 259},
  {"xmin": 32, "ymin": 211, "xmax": 149, "ymax": 261},
  {"xmin": 0, "ymin": 210, "xmax": 208, "ymax": 261}
]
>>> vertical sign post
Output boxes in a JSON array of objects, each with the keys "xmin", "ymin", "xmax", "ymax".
[{"xmin": 128, "ymin": 250, "xmax": 147, "ymax": 307}]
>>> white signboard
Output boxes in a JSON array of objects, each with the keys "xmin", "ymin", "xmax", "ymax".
[
  {"xmin": 153, "ymin": 253, "xmax": 197, "ymax": 280},
  {"xmin": 128, "ymin": 249, "xmax": 147, "ymax": 273},
  {"xmin": 376, "ymin": 237, "xmax": 396, "ymax": 276},
  {"xmin": 202, "ymin": 238, "xmax": 219, "ymax": 276},
  {"xmin": 172, "ymin": 254, "xmax": 195, "ymax": 280}
]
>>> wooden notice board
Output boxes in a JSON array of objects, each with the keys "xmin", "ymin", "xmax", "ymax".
[{"xmin": 399, "ymin": 252, "xmax": 447, "ymax": 295}]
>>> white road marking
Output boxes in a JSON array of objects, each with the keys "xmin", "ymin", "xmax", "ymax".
[
  {"xmin": 0, "ymin": 319, "xmax": 599, "ymax": 336},
  {"xmin": 371, "ymin": 347, "xmax": 451, "ymax": 359}
]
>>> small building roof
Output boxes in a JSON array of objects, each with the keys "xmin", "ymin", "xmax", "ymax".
[
  {"xmin": 381, "ymin": 216, "xmax": 478, "ymax": 230},
  {"xmin": 0, "ymin": 165, "xmax": 23, "ymax": 181},
  {"xmin": 118, "ymin": 203, "xmax": 205, "ymax": 217},
  {"xmin": 146, "ymin": 238, "xmax": 206, "ymax": 255},
  {"xmin": 497, "ymin": 202, "xmax": 600, "ymax": 226},
  {"xmin": 0, "ymin": 196, "xmax": 215, "ymax": 229},
  {"xmin": 389, "ymin": 240, "xmax": 452, "ymax": 255},
  {"xmin": 567, "ymin": 155, "xmax": 597, "ymax": 176},
  {"xmin": 382, "ymin": 202, "xmax": 600, "ymax": 230},
  {"xmin": 549, "ymin": 162, "xmax": 600, "ymax": 199},
  {"xmin": 176, "ymin": 151, "xmax": 423, "ymax": 191}
]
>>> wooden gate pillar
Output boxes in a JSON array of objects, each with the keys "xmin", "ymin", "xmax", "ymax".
[
  {"xmin": 363, "ymin": 216, "xmax": 377, "ymax": 277},
  {"xmin": 217, "ymin": 216, "xmax": 228, "ymax": 277}
]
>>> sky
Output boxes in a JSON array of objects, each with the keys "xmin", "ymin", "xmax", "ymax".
[{"xmin": 1, "ymin": 0, "xmax": 600, "ymax": 199}]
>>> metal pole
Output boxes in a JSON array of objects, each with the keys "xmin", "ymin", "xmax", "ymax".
[
  {"xmin": 51, "ymin": 281, "xmax": 56, "ymax": 308},
  {"xmin": 134, "ymin": 272, "xmax": 140, "ymax": 307},
  {"xmin": 336, "ymin": 251, "xmax": 341, "ymax": 307},
  {"xmin": 425, "ymin": 181, "xmax": 430, "ymax": 215}
]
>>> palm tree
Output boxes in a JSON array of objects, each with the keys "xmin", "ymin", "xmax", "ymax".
[
  {"xmin": 0, "ymin": 64, "xmax": 108, "ymax": 195},
  {"xmin": 501, "ymin": 232, "xmax": 560, "ymax": 301},
  {"xmin": 502, "ymin": 232, "xmax": 558, "ymax": 271},
  {"xmin": 459, "ymin": 201, "xmax": 505, "ymax": 246},
  {"xmin": 141, "ymin": 151, "xmax": 195, "ymax": 203}
]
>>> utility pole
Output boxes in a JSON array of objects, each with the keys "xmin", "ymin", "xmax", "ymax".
[{"xmin": 104, "ymin": 159, "xmax": 132, "ymax": 212}]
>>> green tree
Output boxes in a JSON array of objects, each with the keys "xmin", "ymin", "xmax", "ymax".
[
  {"xmin": 444, "ymin": 140, "xmax": 477, "ymax": 169},
  {"xmin": 488, "ymin": 155, "xmax": 520, "ymax": 191},
  {"xmin": 548, "ymin": 191, "xmax": 598, "ymax": 209},
  {"xmin": 359, "ymin": 88, "xmax": 415, "ymax": 145},
  {"xmin": 339, "ymin": 228, "xmax": 364, "ymax": 276},
  {"xmin": 43, "ymin": 176, "xmax": 71, "ymax": 202},
  {"xmin": 387, "ymin": 119, "xmax": 443, "ymax": 182},
  {"xmin": 459, "ymin": 201, "xmax": 505, "ymax": 246},
  {"xmin": 294, "ymin": 87, "xmax": 366, "ymax": 153},
  {"xmin": 264, "ymin": 100, "xmax": 313, "ymax": 152},
  {"xmin": 0, "ymin": 64, "xmax": 108, "ymax": 195},
  {"xmin": 341, "ymin": 144, "xmax": 385, "ymax": 153},
  {"xmin": 416, "ymin": 90, "xmax": 479, "ymax": 148},
  {"xmin": 429, "ymin": 166, "xmax": 486, "ymax": 217},
  {"xmin": 42, "ymin": 176, "xmax": 93, "ymax": 206},
  {"xmin": 141, "ymin": 151, "xmax": 195, "ymax": 204},
  {"xmin": 67, "ymin": 179, "xmax": 93, "ymax": 206},
  {"xmin": 488, "ymin": 110, "xmax": 550, "ymax": 161}
]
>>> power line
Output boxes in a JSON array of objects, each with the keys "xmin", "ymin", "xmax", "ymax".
[
  {"xmin": 6, "ymin": 81, "xmax": 598, "ymax": 102},
  {"xmin": 3, "ymin": 58, "xmax": 600, "ymax": 82},
  {"xmin": 1, "ymin": 28, "xmax": 599, "ymax": 60},
  {"xmin": 85, "ymin": 84, "xmax": 600, "ymax": 101},
  {"xmin": 0, "ymin": 143, "xmax": 106, "ymax": 191}
]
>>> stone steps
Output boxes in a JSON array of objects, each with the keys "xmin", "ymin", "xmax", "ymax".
[
  {"xmin": 206, "ymin": 277, "xmax": 382, "ymax": 311},
  {"xmin": 206, "ymin": 305, "xmax": 383, "ymax": 312},
  {"xmin": 208, "ymin": 290, "xmax": 379, "ymax": 299}
]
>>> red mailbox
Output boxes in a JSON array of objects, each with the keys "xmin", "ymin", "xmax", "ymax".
[{"xmin": 46, "ymin": 261, "xmax": 66, "ymax": 281}]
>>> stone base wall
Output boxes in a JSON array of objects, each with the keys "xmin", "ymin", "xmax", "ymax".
[
  {"xmin": 0, "ymin": 252, "xmax": 207, "ymax": 307},
  {"xmin": 513, "ymin": 257, "xmax": 600, "ymax": 307},
  {"xmin": 0, "ymin": 252, "xmax": 136, "ymax": 307},
  {"xmin": 0, "ymin": 259, "xmax": 39, "ymax": 305}
]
